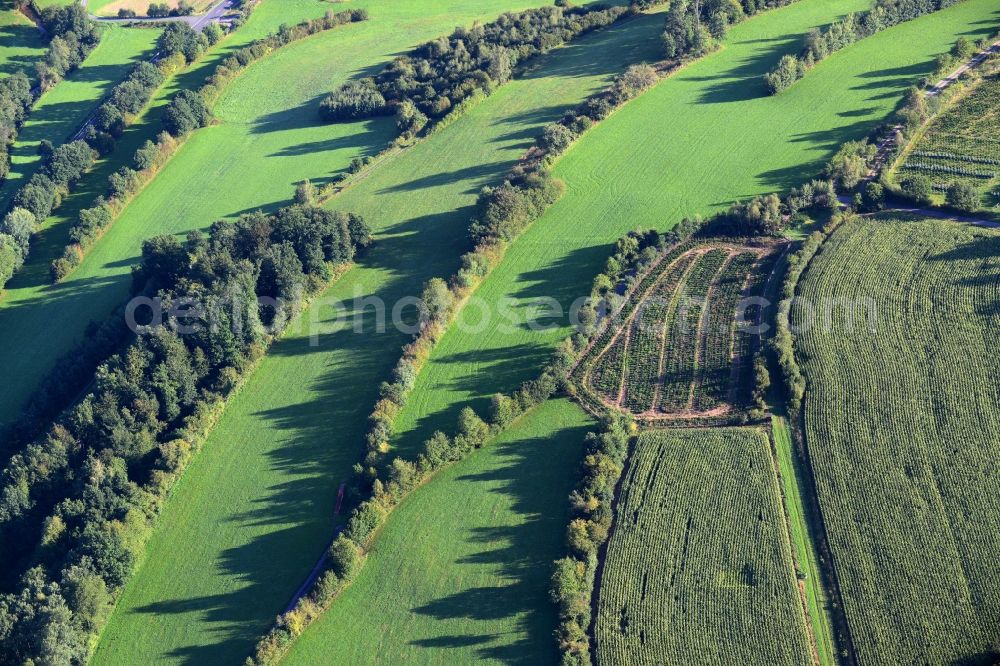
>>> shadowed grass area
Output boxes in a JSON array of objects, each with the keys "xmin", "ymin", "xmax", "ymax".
[
  {"xmin": 0, "ymin": 9, "xmax": 45, "ymax": 77},
  {"xmin": 0, "ymin": 25, "xmax": 158, "ymax": 206},
  {"xmin": 386, "ymin": 0, "xmax": 1000, "ymax": 460},
  {"xmin": 284, "ymin": 398, "xmax": 593, "ymax": 665},
  {"xmin": 90, "ymin": 4, "xmax": 655, "ymax": 664}
]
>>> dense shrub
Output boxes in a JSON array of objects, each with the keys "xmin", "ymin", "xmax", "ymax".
[
  {"xmin": 900, "ymin": 174, "xmax": 934, "ymax": 205},
  {"xmin": 945, "ymin": 180, "xmax": 980, "ymax": 212},
  {"xmin": 320, "ymin": 4, "xmax": 632, "ymax": 126},
  {"xmin": 163, "ymin": 89, "xmax": 211, "ymax": 136},
  {"xmin": 825, "ymin": 140, "xmax": 876, "ymax": 189},
  {"xmin": 318, "ymin": 78, "xmax": 386, "ymax": 121},
  {"xmin": 157, "ymin": 22, "xmax": 206, "ymax": 63},
  {"xmin": 663, "ymin": 0, "xmax": 797, "ymax": 62},
  {"xmin": 764, "ymin": 0, "xmax": 957, "ymax": 93}
]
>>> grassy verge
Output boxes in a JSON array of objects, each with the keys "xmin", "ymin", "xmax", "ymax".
[{"xmin": 772, "ymin": 415, "xmax": 837, "ymax": 665}]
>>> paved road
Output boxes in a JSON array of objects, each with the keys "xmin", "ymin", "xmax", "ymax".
[
  {"xmin": 85, "ymin": 0, "xmax": 235, "ymax": 31},
  {"xmin": 927, "ymin": 38, "xmax": 1000, "ymax": 96}
]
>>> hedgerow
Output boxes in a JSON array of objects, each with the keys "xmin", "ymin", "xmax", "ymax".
[
  {"xmin": 319, "ymin": 3, "xmax": 639, "ymax": 126},
  {"xmin": 764, "ymin": 0, "xmax": 964, "ymax": 94}
]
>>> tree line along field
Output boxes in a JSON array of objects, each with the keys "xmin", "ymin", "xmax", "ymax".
[
  {"xmin": 384, "ymin": 0, "xmax": 1000, "ymax": 462},
  {"xmin": 900, "ymin": 72, "xmax": 1000, "ymax": 208},
  {"xmin": 0, "ymin": 25, "xmax": 158, "ymax": 206},
  {"xmin": 577, "ymin": 240, "xmax": 780, "ymax": 420},
  {"xmin": 90, "ymin": 0, "xmax": 217, "ymax": 17},
  {"xmin": 594, "ymin": 427, "xmax": 813, "ymax": 665},
  {"xmin": 275, "ymin": 4, "xmax": 1000, "ymax": 662},
  {"xmin": 0, "ymin": 0, "xmax": 416, "ymax": 428},
  {"xmin": 793, "ymin": 216, "xmax": 1000, "ymax": 664},
  {"xmin": 90, "ymin": 5, "xmax": 662, "ymax": 664},
  {"xmin": 0, "ymin": 8, "xmax": 46, "ymax": 77}
]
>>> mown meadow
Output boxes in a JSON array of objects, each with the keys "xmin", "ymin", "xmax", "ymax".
[
  {"xmin": 91, "ymin": 2, "xmax": 659, "ymax": 663},
  {"xmin": 386, "ymin": 0, "xmax": 1000, "ymax": 461},
  {"xmin": 794, "ymin": 216, "xmax": 1000, "ymax": 664},
  {"xmin": 283, "ymin": 398, "xmax": 593, "ymax": 664}
]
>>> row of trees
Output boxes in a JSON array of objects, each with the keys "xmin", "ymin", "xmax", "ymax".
[
  {"xmin": 51, "ymin": 9, "xmax": 366, "ymax": 284},
  {"xmin": 248, "ymin": 50, "xmax": 680, "ymax": 664},
  {"xmin": 661, "ymin": 0, "xmax": 798, "ymax": 61},
  {"xmin": 319, "ymin": 4, "xmax": 632, "ymax": 123},
  {"xmin": 0, "ymin": 140, "xmax": 97, "ymax": 285},
  {"xmin": 765, "ymin": 0, "xmax": 961, "ymax": 94},
  {"xmin": 0, "ymin": 203, "xmax": 371, "ymax": 665},
  {"xmin": 146, "ymin": 1, "xmax": 195, "ymax": 18},
  {"xmin": 1, "ymin": 4, "xmax": 101, "ymax": 185},
  {"xmin": 3, "ymin": 21, "xmax": 228, "ymax": 291}
]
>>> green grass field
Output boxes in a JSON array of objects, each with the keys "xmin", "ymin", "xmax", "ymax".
[
  {"xmin": 0, "ymin": 8, "xmax": 46, "ymax": 77},
  {"xmin": 90, "ymin": 5, "xmax": 660, "ymax": 663},
  {"xmin": 793, "ymin": 216, "xmax": 1000, "ymax": 664},
  {"xmin": 0, "ymin": 25, "xmax": 158, "ymax": 206},
  {"xmin": 386, "ymin": 0, "xmax": 1000, "ymax": 461},
  {"xmin": 594, "ymin": 427, "xmax": 812, "ymax": 665},
  {"xmin": 0, "ymin": 0, "xmax": 471, "ymax": 427},
  {"xmin": 281, "ymin": 398, "xmax": 592, "ymax": 665}
]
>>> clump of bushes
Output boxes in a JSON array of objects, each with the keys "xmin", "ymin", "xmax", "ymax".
[
  {"xmin": 764, "ymin": 0, "xmax": 960, "ymax": 94},
  {"xmin": 319, "ymin": 4, "xmax": 633, "ymax": 127}
]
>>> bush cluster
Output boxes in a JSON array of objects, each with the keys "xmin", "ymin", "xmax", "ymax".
[
  {"xmin": 765, "ymin": 0, "xmax": 960, "ymax": 94},
  {"xmin": 707, "ymin": 179, "xmax": 837, "ymax": 237},
  {"xmin": 320, "ymin": 4, "xmax": 632, "ymax": 124},
  {"xmin": 551, "ymin": 416, "xmax": 631, "ymax": 666},
  {"xmin": 663, "ymin": 0, "xmax": 797, "ymax": 62},
  {"xmin": 0, "ymin": 203, "xmax": 370, "ymax": 664},
  {"xmin": 147, "ymin": 1, "xmax": 195, "ymax": 18}
]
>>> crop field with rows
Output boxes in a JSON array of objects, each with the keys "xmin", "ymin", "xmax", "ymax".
[
  {"xmin": 902, "ymin": 72, "xmax": 1000, "ymax": 207},
  {"xmin": 579, "ymin": 241, "xmax": 780, "ymax": 421},
  {"xmin": 594, "ymin": 428, "xmax": 812, "ymax": 665},
  {"xmin": 794, "ymin": 216, "xmax": 1000, "ymax": 663}
]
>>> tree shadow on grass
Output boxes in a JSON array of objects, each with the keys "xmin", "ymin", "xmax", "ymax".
[
  {"xmin": 407, "ymin": 421, "xmax": 589, "ymax": 664},
  {"xmin": 108, "ymin": 12, "xmax": 671, "ymax": 663}
]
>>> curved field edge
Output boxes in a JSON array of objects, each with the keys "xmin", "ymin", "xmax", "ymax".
[
  {"xmin": 794, "ymin": 216, "xmax": 1000, "ymax": 664},
  {"xmin": 90, "ymin": 6, "xmax": 656, "ymax": 665},
  {"xmin": 282, "ymin": 398, "xmax": 594, "ymax": 664},
  {"xmin": 594, "ymin": 427, "xmax": 813, "ymax": 665},
  {"xmin": 385, "ymin": 0, "xmax": 1000, "ymax": 461}
]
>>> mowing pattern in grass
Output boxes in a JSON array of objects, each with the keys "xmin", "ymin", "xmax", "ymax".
[
  {"xmin": 583, "ymin": 241, "xmax": 778, "ymax": 420},
  {"xmin": 794, "ymin": 217, "xmax": 1000, "ymax": 664},
  {"xmin": 0, "ymin": 9, "xmax": 46, "ymax": 77},
  {"xmin": 594, "ymin": 428, "xmax": 812, "ymax": 665},
  {"xmin": 282, "ymin": 398, "xmax": 592, "ymax": 664},
  {"xmin": 0, "ymin": 25, "xmax": 158, "ymax": 206},
  {"xmin": 387, "ymin": 0, "xmax": 1000, "ymax": 458},
  {"xmin": 91, "ymin": 6, "xmax": 663, "ymax": 665},
  {"xmin": 902, "ymin": 72, "xmax": 1000, "ymax": 202}
]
